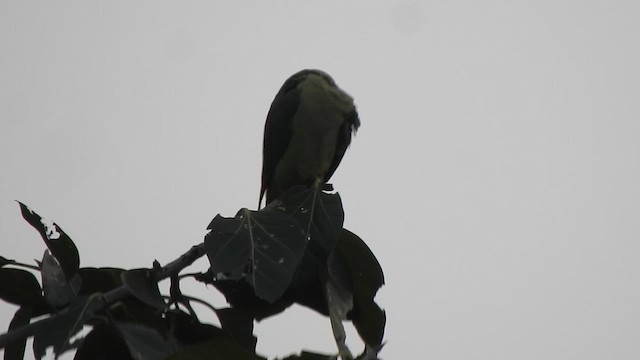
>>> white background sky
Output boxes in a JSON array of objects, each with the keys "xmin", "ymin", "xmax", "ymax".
[{"xmin": 1, "ymin": 1, "xmax": 639, "ymax": 359}]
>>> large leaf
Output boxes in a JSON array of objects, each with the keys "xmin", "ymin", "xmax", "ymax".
[
  {"xmin": 215, "ymin": 307, "xmax": 256, "ymax": 351},
  {"xmin": 205, "ymin": 207, "xmax": 306, "ymax": 303},
  {"xmin": 4, "ymin": 307, "xmax": 32, "ymax": 360},
  {"xmin": 279, "ymin": 185, "xmax": 344, "ymax": 256},
  {"xmin": 280, "ymin": 351, "xmax": 334, "ymax": 359},
  {"xmin": 41, "ymin": 250, "xmax": 76, "ymax": 308},
  {"xmin": 352, "ymin": 301, "xmax": 386, "ymax": 350},
  {"xmin": 121, "ymin": 269, "xmax": 166, "ymax": 309},
  {"xmin": 165, "ymin": 338, "xmax": 265, "ymax": 360},
  {"xmin": 334, "ymin": 229, "xmax": 385, "ymax": 347},
  {"xmin": 77, "ymin": 267, "xmax": 124, "ymax": 295},
  {"xmin": 166, "ymin": 310, "xmax": 225, "ymax": 346},
  {"xmin": 74, "ymin": 324, "xmax": 133, "ymax": 360},
  {"xmin": 32, "ymin": 296, "xmax": 91, "ymax": 359},
  {"xmin": 336, "ymin": 230, "xmax": 384, "ymax": 301},
  {"xmin": 18, "ymin": 202, "xmax": 80, "ymax": 280},
  {"xmin": 0, "ymin": 268, "xmax": 42, "ymax": 306},
  {"xmin": 0, "ymin": 256, "xmax": 14, "ymax": 268},
  {"xmin": 210, "ymin": 277, "xmax": 293, "ymax": 321},
  {"xmin": 116, "ymin": 323, "xmax": 175, "ymax": 360}
]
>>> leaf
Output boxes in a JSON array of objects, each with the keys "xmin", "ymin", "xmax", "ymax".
[
  {"xmin": 334, "ymin": 229, "xmax": 385, "ymax": 347},
  {"xmin": 121, "ymin": 269, "xmax": 166, "ymax": 309},
  {"xmin": 215, "ymin": 307, "xmax": 256, "ymax": 351},
  {"xmin": 166, "ymin": 310, "xmax": 225, "ymax": 346},
  {"xmin": 116, "ymin": 323, "xmax": 175, "ymax": 360},
  {"xmin": 356, "ymin": 344, "xmax": 385, "ymax": 360},
  {"xmin": 0, "ymin": 256, "xmax": 14, "ymax": 268},
  {"xmin": 336, "ymin": 230, "xmax": 384, "ymax": 301},
  {"xmin": 17, "ymin": 202, "xmax": 80, "ymax": 280},
  {"xmin": 280, "ymin": 351, "xmax": 334, "ymax": 359},
  {"xmin": 74, "ymin": 324, "xmax": 133, "ymax": 360},
  {"xmin": 165, "ymin": 337, "xmax": 265, "ymax": 360},
  {"xmin": 277, "ymin": 250, "xmax": 327, "ymax": 317},
  {"xmin": 0, "ymin": 268, "xmax": 42, "ymax": 306},
  {"xmin": 41, "ymin": 250, "xmax": 76, "ymax": 308},
  {"xmin": 77, "ymin": 267, "xmax": 124, "ymax": 295},
  {"xmin": 33, "ymin": 296, "xmax": 91, "ymax": 359},
  {"xmin": 352, "ymin": 302, "xmax": 386, "ymax": 350},
  {"xmin": 205, "ymin": 207, "xmax": 307, "ymax": 303},
  {"xmin": 210, "ymin": 277, "xmax": 293, "ymax": 321},
  {"xmin": 280, "ymin": 185, "xmax": 344, "ymax": 256},
  {"xmin": 4, "ymin": 307, "xmax": 32, "ymax": 360}
]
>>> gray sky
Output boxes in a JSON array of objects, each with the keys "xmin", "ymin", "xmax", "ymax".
[{"xmin": 1, "ymin": 1, "xmax": 640, "ymax": 359}]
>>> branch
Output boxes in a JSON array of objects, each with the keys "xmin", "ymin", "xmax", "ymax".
[{"xmin": 155, "ymin": 243, "xmax": 206, "ymax": 282}]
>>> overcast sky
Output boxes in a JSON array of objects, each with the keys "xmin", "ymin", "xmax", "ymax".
[{"xmin": 1, "ymin": 1, "xmax": 640, "ymax": 359}]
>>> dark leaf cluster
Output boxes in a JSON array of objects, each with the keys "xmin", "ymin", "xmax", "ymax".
[{"xmin": 0, "ymin": 187, "xmax": 384, "ymax": 360}]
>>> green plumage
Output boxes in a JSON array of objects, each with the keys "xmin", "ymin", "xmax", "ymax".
[{"xmin": 260, "ymin": 70, "xmax": 360, "ymax": 207}]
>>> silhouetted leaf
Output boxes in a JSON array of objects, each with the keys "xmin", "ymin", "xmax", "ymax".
[
  {"xmin": 215, "ymin": 307, "xmax": 256, "ymax": 351},
  {"xmin": 74, "ymin": 324, "xmax": 133, "ymax": 360},
  {"xmin": 77, "ymin": 267, "xmax": 124, "ymax": 295},
  {"xmin": 17, "ymin": 202, "xmax": 80, "ymax": 280},
  {"xmin": 205, "ymin": 207, "xmax": 306, "ymax": 303},
  {"xmin": 277, "ymin": 249, "xmax": 327, "ymax": 317},
  {"xmin": 357, "ymin": 343, "xmax": 385, "ymax": 360},
  {"xmin": 33, "ymin": 296, "xmax": 90, "ymax": 359},
  {"xmin": 116, "ymin": 323, "xmax": 175, "ymax": 360},
  {"xmin": 0, "ymin": 256, "xmax": 14, "ymax": 268},
  {"xmin": 41, "ymin": 250, "xmax": 76, "ymax": 308},
  {"xmin": 335, "ymin": 229, "xmax": 385, "ymax": 347},
  {"xmin": 336, "ymin": 230, "xmax": 384, "ymax": 298},
  {"xmin": 121, "ymin": 269, "xmax": 165, "ymax": 309},
  {"xmin": 280, "ymin": 186, "xmax": 344, "ymax": 256},
  {"xmin": 106, "ymin": 296, "xmax": 164, "ymax": 331},
  {"xmin": 165, "ymin": 337, "xmax": 265, "ymax": 360},
  {"xmin": 0, "ymin": 268, "xmax": 42, "ymax": 306},
  {"xmin": 4, "ymin": 307, "xmax": 32, "ymax": 360},
  {"xmin": 280, "ymin": 351, "xmax": 334, "ymax": 359},
  {"xmin": 352, "ymin": 302, "xmax": 386, "ymax": 350},
  {"xmin": 166, "ymin": 310, "xmax": 225, "ymax": 346},
  {"xmin": 210, "ymin": 277, "xmax": 293, "ymax": 321}
]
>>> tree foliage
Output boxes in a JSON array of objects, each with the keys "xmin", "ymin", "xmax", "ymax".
[{"xmin": 0, "ymin": 186, "xmax": 385, "ymax": 360}]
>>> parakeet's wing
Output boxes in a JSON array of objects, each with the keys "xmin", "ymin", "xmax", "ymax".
[{"xmin": 259, "ymin": 74, "xmax": 304, "ymax": 207}]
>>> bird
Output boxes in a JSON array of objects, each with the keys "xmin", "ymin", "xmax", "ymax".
[{"xmin": 259, "ymin": 69, "xmax": 360, "ymax": 208}]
